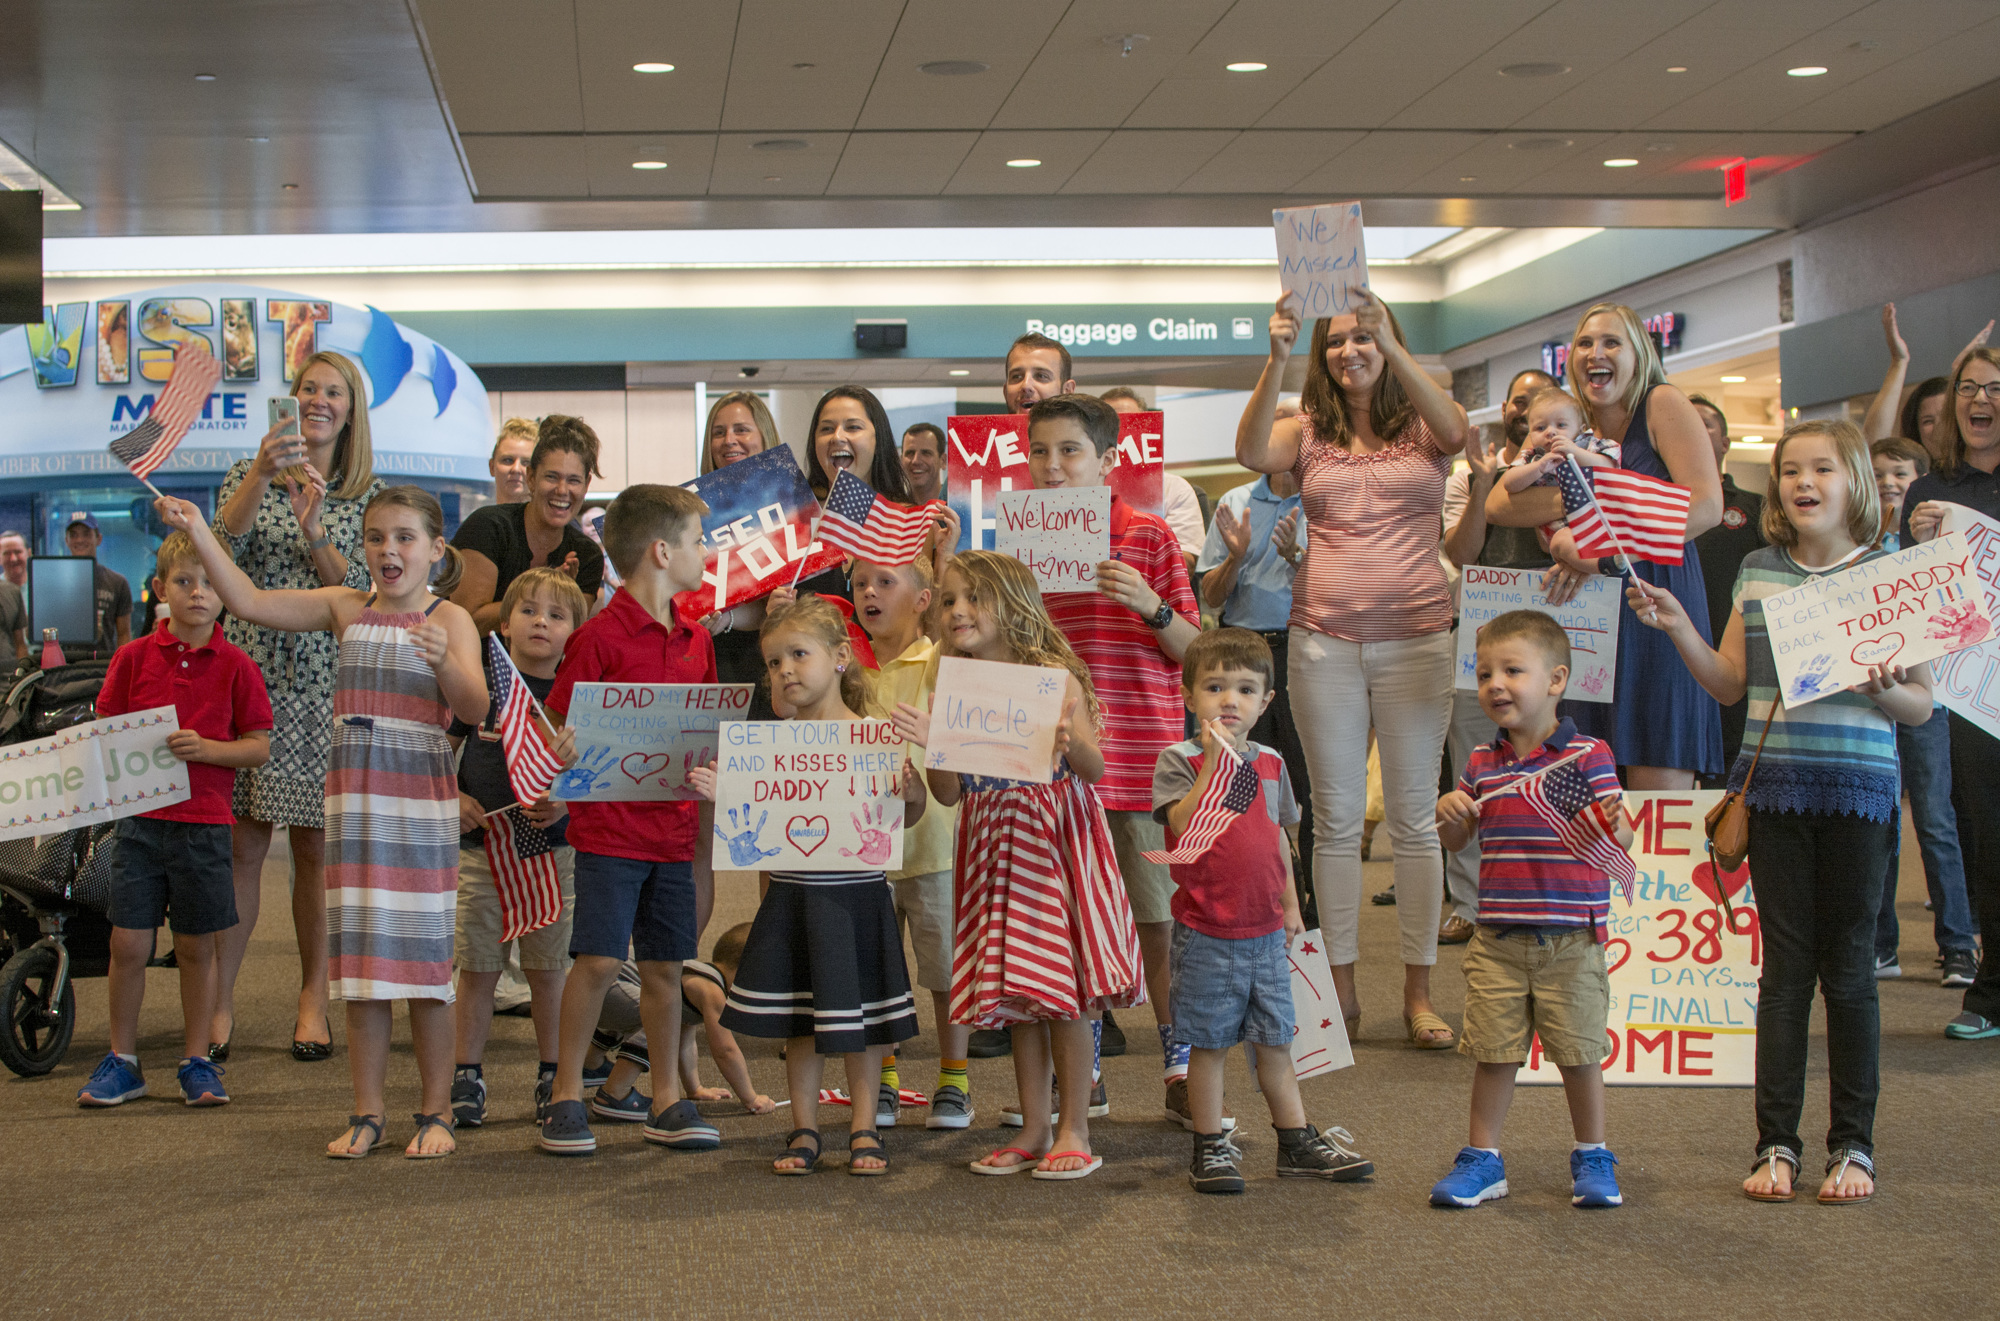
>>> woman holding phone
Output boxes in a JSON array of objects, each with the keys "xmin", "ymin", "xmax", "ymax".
[{"xmin": 208, "ymin": 350, "xmax": 384, "ymax": 1063}]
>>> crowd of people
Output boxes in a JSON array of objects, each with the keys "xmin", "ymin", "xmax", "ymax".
[{"xmin": 61, "ymin": 288, "xmax": 2000, "ymax": 1208}]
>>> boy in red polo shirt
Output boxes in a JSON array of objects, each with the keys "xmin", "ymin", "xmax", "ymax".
[
  {"xmin": 1030, "ymin": 392, "xmax": 1200, "ymax": 1120},
  {"xmin": 78, "ymin": 532, "xmax": 272, "ymax": 1110},
  {"xmin": 539, "ymin": 484, "xmax": 721, "ymax": 1157}
]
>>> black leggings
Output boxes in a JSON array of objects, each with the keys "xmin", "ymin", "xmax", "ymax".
[
  {"xmin": 1949, "ymin": 712, "xmax": 2000, "ymax": 1021},
  {"xmin": 1747, "ymin": 808, "xmax": 1893, "ymax": 1159}
]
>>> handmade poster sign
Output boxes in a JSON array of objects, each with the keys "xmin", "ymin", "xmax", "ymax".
[
  {"xmin": 946, "ymin": 411, "xmax": 1163, "ymax": 552},
  {"xmin": 713, "ymin": 720, "xmax": 908, "ymax": 871},
  {"xmin": 1932, "ymin": 505, "xmax": 2000, "ymax": 739},
  {"xmin": 1762, "ymin": 532, "xmax": 1993, "ymax": 707},
  {"xmin": 1285, "ymin": 929, "xmax": 1354, "ymax": 1080},
  {"xmin": 0, "ymin": 707, "xmax": 189, "ymax": 842},
  {"xmin": 673, "ymin": 445, "xmax": 844, "ymax": 621},
  {"xmin": 551, "ymin": 684, "xmax": 755, "ymax": 802},
  {"xmin": 1455, "ymin": 566, "xmax": 1621, "ymax": 703},
  {"xmin": 925, "ymin": 656, "xmax": 1067, "ymax": 784},
  {"xmin": 1273, "ymin": 202, "xmax": 1369, "ymax": 319},
  {"xmin": 1520, "ymin": 791, "xmax": 1756, "ymax": 1087},
  {"xmin": 995, "ymin": 487, "xmax": 1112, "ymax": 593}
]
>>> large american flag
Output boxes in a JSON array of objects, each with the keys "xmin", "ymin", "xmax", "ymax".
[
  {"xmin": 107, "ymin": 341, "xmax": 223, "ymax": 480},
  {"xmin": 485, "ymin": 634, "xmax": 564, "ymax": 803},
  {"xmin": 1518, "ymin": 758, "xmax": 1637, "ymax": 906},
  {"xmin": 482, "ymin": 804, "xmax": 562, "ymax": 941},
  {"xmin": 817, "ymin": 469, "xmax": 947, "ymax": 567},
  {"xmin": 1556, "ymin": 457, "xmax": 1691, "ymax": 566},
  {"xmin": 1144, "ymin": 738, "xmax": 1262, "ymax": 864}
]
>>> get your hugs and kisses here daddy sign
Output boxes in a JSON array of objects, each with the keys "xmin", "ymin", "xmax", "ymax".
[
  {"xmin": 713, "ymin": 720, "xmax": 908, "ymax": 871},
  {"xmin": 1273, "ymin": 201, "xmax": 1369, "ymax": 319},
  {"xmin": 551, "ymin": 684, "xmax": 754, "ymax": 802},
  {"xmin": 1762, "ymin": 532, "xmax": 1995, "ymax": 707},
  {"xmin": 996, "ymin": 487, "xmax": 1111, "ymax": 593}
]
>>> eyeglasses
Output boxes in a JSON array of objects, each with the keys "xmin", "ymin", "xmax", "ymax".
[{"xmin": 1955, "ymin": 380, "xmax": 2000, "ymax": 400}]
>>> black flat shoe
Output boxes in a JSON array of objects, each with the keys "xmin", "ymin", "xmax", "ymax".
[
  {"xmin": 292, "ymin": 1039, "xmax": 333, "ymax": 1062},
  {"xmin": 208, "ymin": 1041, "xmax": 230, "ymax": 1062}
]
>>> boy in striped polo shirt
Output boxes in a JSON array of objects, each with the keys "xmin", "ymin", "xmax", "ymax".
[{"xmin": 1430, "ymin": 610, "xmax": 1633, "ymax": 1211}]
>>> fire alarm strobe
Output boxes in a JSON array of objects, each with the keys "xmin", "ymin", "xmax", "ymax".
[{"xmin": 855, "ymin": 319, "xmax": 908, "ymax": 351}]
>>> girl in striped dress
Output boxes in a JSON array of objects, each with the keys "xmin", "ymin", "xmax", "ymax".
[
  {"xmin": 691, "ymin": 596, "xmax": 927, "ymax": 1176},
  {"xmin": 157, "ymin": 487, "xmax": 488, "ymax": 1159},
  {"xmin": 890, "ymin": 552, "xmax": 1144, "ymax": 1182}
]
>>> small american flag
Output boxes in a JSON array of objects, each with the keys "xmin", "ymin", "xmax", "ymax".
[
  {"xmin": 1518, "ymin": 759, "xmax": 1637, "ymax": 906},
  {"xmin": 1144, "ymin": 739, "xmax": 1262, "ymax": 864},
  {"xmin": 817, "ymin": 470, "xmax": 947, "ymax": 567},
  {"xmin": 1556, "ymin": 457, "xmax": 1691, "ymax": 566},
  {"xmin": 483, "ymin": 804, "xmax": 562, "ymax": 941},
  {"xmin": 485, "ymin": 635, "xmax": 563, "ymax": 803},
  {"xmin": 108, "ymin": 340, "xmax": 222, "ymax": 480}
]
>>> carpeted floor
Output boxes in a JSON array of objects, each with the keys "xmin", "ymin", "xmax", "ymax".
[{"xmin": 3, "ymin": 829, "xmax": 1992, "ymax": 1320}]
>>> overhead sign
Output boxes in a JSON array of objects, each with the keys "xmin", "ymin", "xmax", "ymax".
[
  {"xmin": 0, "ymin": 282, "xmax": 491, "ymax": 481},
  {"xmin": 946, "ymin": 411, "xmax": 1163, "ymax": 553}
]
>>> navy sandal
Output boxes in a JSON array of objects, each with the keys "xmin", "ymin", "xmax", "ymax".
[
  {"xmin": 848, "ymin": 1129, "xmax": 889, "ymax": 1176},
  {"xmin": 328, "ymin": 1114, "xmax": 384, "ymax": 1160},
  {"xmin": 773, "ymin": 1128, "xmax": 822, "ymax": 1175}
]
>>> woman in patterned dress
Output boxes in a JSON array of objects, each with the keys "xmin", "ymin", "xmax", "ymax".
[
  {"xmin": 209, "ymin": 351, "xmax": 384, "ymax": 1061},
  {"xmin": 158, "ymin": 486, "xmax": 488, "ymax": 1158}
]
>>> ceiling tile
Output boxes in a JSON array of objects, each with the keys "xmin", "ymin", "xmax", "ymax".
[
  {"xmin": 1122, "ymin": 59, "xmax": 1317, "ymax": 130},
  {"xmin": 1400, "ymin": 131, "xmax": 1614, "ymax": 195},
  {"xmin": 461, "ymin": 135, "xmax": 591, "ymax": 197},
  {"xmin": 719, "ymin": 0, "xmax": 908, "ymax": 132},
  {"xmin": 1503, "ymin": 130, "xmax": 1845, "ymax": 195},
  {"xmin": 708, "ymin": 131, "xmax": 847, "ymax": 194},
  {"xmin": 1173, "ymin": 130, "xmax": 1366, "ymax": 192},
  {"xmin": 575, "ymin": 0, "xmax": 740, "ymax": 132},
  {"xmin": 941, "ymin": 130, "xmax": 1110, "ymax": 194},
  {"xmin": 583, "ymin": 133, "xmax": 717, "ymax": 196},
  {"xmin": 987, "ymin": 0, "xmax": 1238, "ymax": 130},
  {"xmin": 412, "ymin": 0, "xmax": 584, "ymax": 133},
  {"xmin": 824, "ymin": 132, "xmax": 980, "ymax": 195},
  {"xmin": 1059, "ymin": 130, "xmax": 1239, "ymax": 193},
  {"xmin": 1289, "ymin": 130, "xmax": 1493, "ymax": 194},
  {"xmin": 1759, "ymin": 21, "xmax": 2000, "ymax": 133},
  {"xmin": 854, "ymin": 0, "xmax": 1069, "ymax": 131}
]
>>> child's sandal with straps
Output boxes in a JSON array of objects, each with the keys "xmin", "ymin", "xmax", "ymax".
[
  {"xmin": 773, "ymin": 1128, "xmax": 822, "ymax": 1175},
  {"xmin": 847, "ymin": 1129, "xmax": 889, "ymax": 1176},
  {"xmin": 1819, "ymin": 1148, "xmax": 1875, "ymax": 1206},
  {"xmin": 1744, "ymin": 1146, "xmax": 1799, "ymax": 1202}
]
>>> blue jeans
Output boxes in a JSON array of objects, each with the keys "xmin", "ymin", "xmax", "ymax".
[{"xmin": 1875, "ymin": 712, "xmax": 1978, "ymax": 959}]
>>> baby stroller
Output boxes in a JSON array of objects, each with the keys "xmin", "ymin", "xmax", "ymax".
[{"xmin": 0, "ymin": 660, "xmax": 119, "ymax": 1077}]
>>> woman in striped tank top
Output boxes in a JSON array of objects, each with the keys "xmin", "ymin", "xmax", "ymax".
[
  {"xmin": 694, "ymin": 596, "xmax": 926, "ymax": 1176},
  {"xmin": 157, "ymin": 488, "xmax": 489, "ymax": 1160}
]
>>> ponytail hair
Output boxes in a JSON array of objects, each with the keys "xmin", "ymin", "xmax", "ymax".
[
  {"xmin": 760, "ymin": 594, "xmax": 873, "ymax": 716},
  {"xmin": 364, "ymin": 484, "xmax": 464, "ymax": 596}
]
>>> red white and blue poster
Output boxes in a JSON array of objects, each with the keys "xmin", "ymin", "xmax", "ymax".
[
  {"xmin": 675, "ymin": 445, "xmax": 843, "ymax": 621},
  {"xmin": 945, "ymin": 411, "xmax": 1164, "ymax": 553}
]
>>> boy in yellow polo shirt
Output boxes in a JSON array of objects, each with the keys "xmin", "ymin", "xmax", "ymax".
[{"xmin": 854, "ymin": 554, "xmax": 969, "ymax": 1129}]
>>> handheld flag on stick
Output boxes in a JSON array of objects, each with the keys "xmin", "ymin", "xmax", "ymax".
[
  {"xmin": 1517, "ymin": 759, "xmax": 1637, "ymax": 906},
  {"xmin": 484, "ymin": 635, "xmax": 564, "ymax": 803},
  {"xmin": 108, "ymin": 340, "xmax": 223, "ymax": 496},
  {"xmin": 483, "ymin": 804, "xmax": 562, "ymax": 941},
  {"xmin": 1143, "ymin": 738, "xmax": 1260, "ymax": 864},
  {"xmin": 1556, "ymin": 456, "xmax": 1692, "ymax": 567},
  {"xmin": 817, "ymin": 470, "xmax": 949, "ymax": 567}
]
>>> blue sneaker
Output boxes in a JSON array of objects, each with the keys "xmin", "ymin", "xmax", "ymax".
[
  {"xmin": 77, "ymin": 1053, "xmax": 146, "ymax": 1108},
  {"xmin": 1571, "ymin": 1147, "xmax": 1623, "ymax": 1207},
  {"xmin": 1430, "ymin": 1147, "xmax": 1508, "ymax": 1207},
  {"xmin": 177, "ymin": 1056, "xmax": 229, "ymax": 1106}
]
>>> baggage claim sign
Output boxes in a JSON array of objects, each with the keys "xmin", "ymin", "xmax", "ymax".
[{"xmin": 0, "ymin": 283, "xmax": 493, "ymax": 480}]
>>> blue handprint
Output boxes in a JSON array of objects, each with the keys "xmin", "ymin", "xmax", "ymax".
[
  {"xmin": 553, "ymin": 745, "xmax": 616, "ymax": 800},
  {"xmin": 1788, "ymin": 652, "xmax": 1836, "ymax": 701},
  {"xmin": 716, "ymin": 805, "xmax": 782, "ymax": 866}
]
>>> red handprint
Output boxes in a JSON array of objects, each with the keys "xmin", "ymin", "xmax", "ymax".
[
  {"xmin": 1926, "ymin": 600, "xmax": 1992, "ymax": 650},
  {"xmin": 841, "ymin": 801, "xmax": 897, "ymax": 866}
]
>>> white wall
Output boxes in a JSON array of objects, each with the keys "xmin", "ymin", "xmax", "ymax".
[
  {"xmin": 1793, "ymin": 161, "xmax": 2000, "ymax": 325},
  {"xmin": 486, "ymin": 389, "xmax": 700, "ymax": 494}
]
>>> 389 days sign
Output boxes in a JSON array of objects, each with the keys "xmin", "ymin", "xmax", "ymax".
[{"xmin": 713, "ymin": 720, "xmax": 908, "ymax": 871}]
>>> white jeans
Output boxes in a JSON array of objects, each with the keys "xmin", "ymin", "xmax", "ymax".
[
  {"xmin": 1445, "ymin": 685, "xmax": 1497, "ymax": 923},
  {"xmin": 1289, "ymin": 628, "xmax": 1453, "ymax": 966}
]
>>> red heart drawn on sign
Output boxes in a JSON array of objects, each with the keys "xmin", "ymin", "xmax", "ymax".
[
  {"xmin": 1691, "ymin": 858, "xmax": 1750, "ymax": 907},
  {"xmin": 620, "ymin": 752, "xmax": 671, "ymax": 784},
  {"xmin": 786, "ymin": 815, "xmax": 830, "ymax": 856},
  {"xmin": 1850, "ymin": 633, "xmax": 1903, "ymax": 669}
]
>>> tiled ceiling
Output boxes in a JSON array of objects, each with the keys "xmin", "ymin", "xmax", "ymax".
[{"xmin": 418, "ymin": 0, "xmax": 1997, "ymax": 201}]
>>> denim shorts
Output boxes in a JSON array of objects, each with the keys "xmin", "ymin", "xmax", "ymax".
[
  {"xmin": 108, "ymin": 816, "xmax": 237, "ymax": 936},
  {"xmin": 1168, "ymin": 922, "xmax": 1296, "ymax": 1050},
  {"xmin": 569, "ymin": 853, "xmax": 696, "ymax": 963}
]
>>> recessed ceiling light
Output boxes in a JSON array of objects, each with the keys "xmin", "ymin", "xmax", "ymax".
[
  {"xmin": 281, "ymin": 183, "xmax": 298, "ymax": 191},
  {"xmin": 1459, "ymin": 176, "xmax": 1477, "ymax": 182},
  {"xmin": 1720, "ymin": 375, "xmax": 1747, "ymax": 383},
  {"xmin": 920, "ymin": 60, "xmax": 989, "ymax": 76},
  {"xmin": 949, "ymin": 369, "xmax": 970, "ymax": 376},
  {"xmin": 1500, "ymin": 62, "xmax": 1570, "ymax": 78},
  {"xmin": 1787, "ymin": 66, "xmax": 1828, "ymax": 77},
  {"xmin": 632, "ymin": 160, "xmax": 668, "ymax": 170},
  {"xmin": 1741, "ymin": 435, "xmax": 1766, "ymax": 444},
  {"xmin": 1666, "ymin": 66, "xmax": 1688, "ymax": 73},
  {"xmin": 632, "ymin": 62, "xmax": 674, "ymax": 73},
  {"xmin": 1006, "ymin": 158, "xmax": 1042, "ymax": 168},
  {"xmin": 194, "ymin": 73, "xmax": 217, "ymax": 82},
  {"xmin": 763, "ymin": 175, "xmax": 782, "ymax": 182},
  {"xmin": 1225, "ymin": 62, "xmax": 1268, "ymax": 72},
  {"xmin": 1603, "ymin": 158, "xmax": 1639, "ymax": 167},
  {"xmin": 791, "ymin": 62, "xmax": 816, "ymax": 70},
  {"xmin": 752, "ymin": 139, "xmax": 810, "ymax": 152},
  {"xmin": 246, "ymin": 136, "xmax": 269, "ymax": 143}
]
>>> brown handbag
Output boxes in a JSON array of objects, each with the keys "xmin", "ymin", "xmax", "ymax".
[{"xmin": 1703, "ymin": 710, "xmax": 1774, "ymax": 878}]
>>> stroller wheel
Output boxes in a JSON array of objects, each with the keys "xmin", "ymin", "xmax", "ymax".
[{"xmin": 0, "ymin": 946, "xmax": 76, "ymax": 1077}]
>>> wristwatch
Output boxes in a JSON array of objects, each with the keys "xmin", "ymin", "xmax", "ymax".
[
  {"xmin": 305, "ymin": 530, "xmax": 332, "ymax": 551},
  {"xmin": 1146, "ymin": 600, "xmax": 1175, "ymax": 630}
]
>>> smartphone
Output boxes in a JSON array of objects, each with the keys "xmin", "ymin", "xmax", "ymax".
[{"xmin": 268, "ymin": 396, "xmax": 303, "ymax": 489}]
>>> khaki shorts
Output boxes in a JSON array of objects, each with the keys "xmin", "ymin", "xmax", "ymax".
[
  {"xmin": 454, "ymin": 844, "xmax": 577, "ymax": 973},
  {"xmin": 1105, "ymin": 809, "xmax": 1174, "ymax": 926},
  {"xmin": 892, "ymin": 869, "xmax": 953, "ymax": 993},
  {"xmin": 1458, "ymin": 925, "xmax": 1610, "ymax": 1067}
]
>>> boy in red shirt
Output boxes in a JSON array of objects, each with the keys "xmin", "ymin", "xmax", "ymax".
[
  {"xmin": 79, "ymin": 532, "xmax": 272, "ymax": 1109},
  {"xmin": 1154, "ymin": 628, "xmax": 1373, "ymax": 1192},
  {"xmin": 1030, "ymin": 391, "xmax": 1200, "ymax": 1118}
]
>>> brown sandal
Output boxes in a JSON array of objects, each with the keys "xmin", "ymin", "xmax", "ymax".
[{"xmin": 1404, "ymin": 1010, "xmax": 1455, "ymax": 1050}]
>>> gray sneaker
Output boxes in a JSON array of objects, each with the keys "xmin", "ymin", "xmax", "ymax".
[
  {"xmin": 644, "ymin": 1097, "xmax": 720, "ymax": 1150},
  {"xmin": 539, "ymin": 1099, "xmax": 596, "ymax": 1156},
  {"xmin": 1275, "ymin": 1124, "xmax": 1374, "ymax": 1181},
  {"xmin": 451, "ymin": 1068, "xmax": 486, "ymax": 1128},
  {"xmin": 876, "ymin": 1083, "xmax": 900, "ymax": 1128},
  {"xmin": 1942, "ymin": 948, "xmax": 1978, "ymax": 988},
  {"xmin": 1190, "ymin": 1132, "xmax": 1245, "ymax": 1194},
  {"xmin": 533, "ymin": 1071, "xmax": 556, "ymax": 1125},
  {"xmin": 925, "ymin": 1083, "xmax": 974, "ymax": 1129}
]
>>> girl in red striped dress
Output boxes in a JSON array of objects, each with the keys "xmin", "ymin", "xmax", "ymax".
[{"xmin": 891, "ymin": 551, "xmax": 1144, "ymax": 1181}]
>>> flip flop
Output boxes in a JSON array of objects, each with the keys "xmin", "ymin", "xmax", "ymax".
[
  {"xmin": 970, "ymin": 1146, "xmax": 1043, "ymax": 1176},
  {"xmin": 1744, "ymin": 1146, "xmax": 1799, "ymax": 1203},
  {"xmin": 1405, "ymin": 1011, "xmax": 1456, "ymax": 1050},
  {"xmin": 327, "ymin": 1113, "xmax": 383, "ymax": 1160},
  {"xmin": 1817, "ymin": 1150, "xmax": 1875, "ymax": 1206},
  {"xmin": 1031, "ymin": 1150, "xmax": 1104, "ymax": 1181},
  {"xmin": 406, "ymin": 1111, "xmax": 456, "ymax": 1160}
]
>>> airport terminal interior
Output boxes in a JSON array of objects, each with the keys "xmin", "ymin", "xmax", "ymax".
[{"xmin": 2, "ymin": 2, "xmax": 1997, "ymax": 1316}]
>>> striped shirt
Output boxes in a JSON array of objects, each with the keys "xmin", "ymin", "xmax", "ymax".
[
  {"xmin": 1458, "ymin": 720, "xmax": 1624, "ymax": 940},
  {"xmin": 1730, "ymin": 546, "xmax": 1901, "ymax": 821},
  {"xmin": 1045, "ymin": 496, "xmax": 1200, "ymax": 812},
  {"xmin": 1289, "ymin": 413, "xmax": 1452, "ymax": 641}
]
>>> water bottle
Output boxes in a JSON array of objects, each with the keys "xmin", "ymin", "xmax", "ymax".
[{"xmin": 39, "ymin": 626, "xmax": 65, "ymax": 670}]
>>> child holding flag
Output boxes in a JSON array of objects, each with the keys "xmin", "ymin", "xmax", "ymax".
[{"xmin": 1430, "ymin": 610, "xmax": 1633, "ymax": 1210}]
